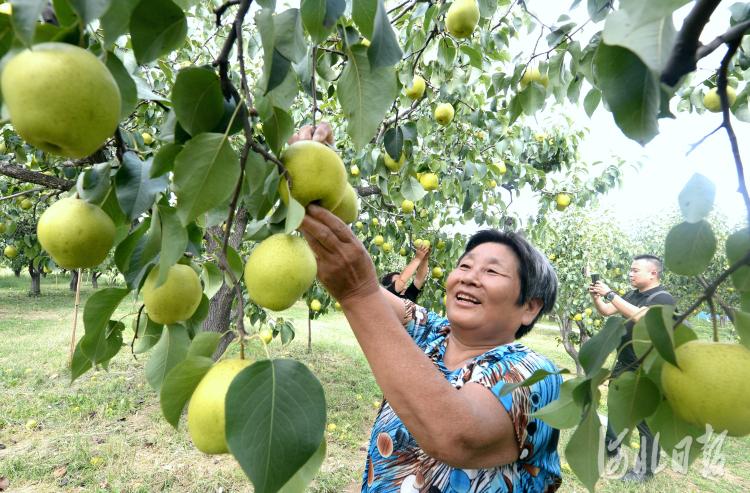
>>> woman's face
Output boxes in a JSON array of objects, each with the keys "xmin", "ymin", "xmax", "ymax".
[{"xmin": 445, "ymin": 242, "xmax": 539, "ymax": 342}]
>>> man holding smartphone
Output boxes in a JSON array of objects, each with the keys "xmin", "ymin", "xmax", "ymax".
[{"xmin": 588, "ymin": 255, "xmax": 675, "ymax": 483}]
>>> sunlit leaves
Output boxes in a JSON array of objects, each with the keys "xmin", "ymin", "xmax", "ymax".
[
  {"xmin": 594, "ymin": 43, "xmax": 659, "ymax": 145},
  {"xmin": 115, "ymin": 152, "xmax": 169, "ymax": 221},
  {"xmin": 160, "ymin": 355, "xmax": 213, "ymax": 428},
  {"xmin": 68, "ymin": 0, "xmax": 111, "ymax": 25},
  {"xmin": 145, "ymin": 324, "xmax": 190, "ymax": 391},
  {"xmin": 607, "ymin": 371, "xmax": 661, "ymax": 436},
  {"xmin": 226, "ymin": 359, "xmax": 326, "ymax": 493},
  {"xmin": 602, "ymin": 8, "xmax": 676, "ymax": 72},
  {"xmin": 301, "ymin": 0, "xmax": 345, "ymax": 43},
  {"xmin": 664, "ymin": 220, "xmax": 716, "ymax": 276},
  {"xmin": 10, "ymin": 0, "xmax": 46, "ymax": 46},
  {"xmin": 104, "ymin": 52, "xmax": 138, "ymax": 120},
  {"xmin": 578, "ymin": 317, "xmax": 625, "ymax": 375},
  {"xmin": 173, "ymin": 133, "xmax": 240, "ymax": 226}
]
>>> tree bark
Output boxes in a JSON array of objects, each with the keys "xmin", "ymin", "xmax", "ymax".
[
  {"xmin": 28, "ymin": 263, "xmax": 41, "ymax": 296},
  {"xmin": 205, "ymin": 208, "xmax": 249, "ymax": 359},
  {"xmin": 556, "ymin": 311, "xmax": 583, "ymax": 376},
  {"xmin": 69, "ymin": 270, "xmax": 79, "ymax": 292},
  {"xmin": 91, "ymin": 271, "xmax": 102, "ymax": 289}
]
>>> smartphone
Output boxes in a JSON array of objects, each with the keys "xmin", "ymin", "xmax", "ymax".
[{"xmin": 591, "ymin": 273, "xmax": 600, "ymax": 283}]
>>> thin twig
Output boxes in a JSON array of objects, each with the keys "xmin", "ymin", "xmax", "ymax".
[
  {"xmin": 707, "ymin": 296, "xmax": 719, "ymax": 342},
  {"xmin": 686, "ymin": 123, "xmax": 722, "ymax": 156},
  {"xmin": 214, "ymin": 0, "xmax": 241, "ymax": 28},
  {"xmin": 391, "ymin": 0, "xmax": 418, "ymax": 24},
  {"xmin": 222, "ymin": 142, "xmax": 250, "ymax": 256},
  {"xmin": 491, "ymin": 0, "xmax": 518, "ymax": 31},
  {"xmin": 0, "ymin": 187, "xmax": 45, "ymax": 201},
  {"xmin": 696, "ymin": 19, "xmax": 750, "ymax": 60},
  {"xmin": 69, "ymin": 269, "xmax": 83, "ymax": 367},
  {"xmin": 312, "ymin": 45, "xmax": 319, "ymax": 128},
  {"xmin": 129, "ymin": 304, "xmax": 146, "ymax": 361}
]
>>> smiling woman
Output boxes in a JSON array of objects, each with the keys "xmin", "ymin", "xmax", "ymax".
[{"xmin": 296, "ymin": 123, "xmax": 564, "ymax": 493}]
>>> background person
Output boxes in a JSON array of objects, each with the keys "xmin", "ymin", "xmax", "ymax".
[
  {"xmin": 380, "ymin": 244, "xmax": 431, "ymax": 302},
  {"xmin": 588, "ymin": 254, "xmax": 675, "ymax": 483}
]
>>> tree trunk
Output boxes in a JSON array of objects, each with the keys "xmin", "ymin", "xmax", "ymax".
[
  {"xmin": 204, "ymin": 208, "xmax": 249, "ymax": 359},
  {"xmin": 556, "ymin": 311, "xmax": 583, "ymax": 376},
  {"xmin": 307, "ymin": 313, "xmax": 312, "ymax": 353},
  {"xmin": 13, "ymin": 267, "xmax": 21, "ymax": 277},
  {"xmin": 69, "ymin": 270, "xmax": 79, "ymax": 292},
  {"xmin": 28, "ymin": 263, "xmax": 41, "ymax": 296},
  {"xmin": 91, "ymin": 271, "xmax": 102, "ymax": 289}
]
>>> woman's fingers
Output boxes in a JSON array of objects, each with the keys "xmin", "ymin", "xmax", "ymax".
[
  {"xmin": 305, "ymin": 205, "xmax": 354, "ymax": 244},
  {"xmin": 313, "ymin": 122, "xmax": 334, "ymax": 144}
]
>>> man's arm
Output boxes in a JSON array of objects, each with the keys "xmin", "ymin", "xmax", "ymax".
[{"xmin": 591, "ymin": 281, "xmax": 646, "ymax": 321}]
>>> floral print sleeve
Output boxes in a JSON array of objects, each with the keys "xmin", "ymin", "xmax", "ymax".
[{"xmin": 402, "ymin": 302, "xmax": 449, "ymax": 349}]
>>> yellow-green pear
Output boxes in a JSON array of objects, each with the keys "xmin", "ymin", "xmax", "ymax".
[
  {"xmin": 244, "ymin": 234, "xmax": 317, "ymax": 311},
  {"xmin": 419, "ymin": 173, "xmax": 439, "ymax": 191},
  {"xmin": 142, "ymin": 264, "xmax": 203, "ymax": 325},
  {"xmin": 355, "ymin": 221, "xmax": 364, "ymax": 230},
  {"xmin": 187, "ymin": 358, "xmax": 252, "ymax": 454},
  {"xmin": 432, "ymin": 266, "xmax": 443, "ymax": 278},
  {"xmin": 330, "ymin": 184, "xmax": 359, "ymax": 223},
  {"xmin": 382, "ymin": 242, "xmax": 392, "ymax": 253},
  {"xmin": 1, "ymin": 43, "xmax": 121, "ymax": 158},
  {"xmin": 373, "ymin": 235, "xmax": 385, "ymax": 246},
  {"xmin": 520, "ymin": 67, "xmax": 548, "ymax": 88},
  {"xmin": 404, "ymin": 75, "xmax": 426, "ymax": 99},
  {"xmin": 704, "ymin": 86, "xmax": 737, "ymax": 112},
  {"xmin": 434, "ymin": 103, "xmax": 455, "ymax": 125},
  {"xmin": 371, "ymin": 217, "xmax": 379, "ymax": 226},
  {"xmin": 662, "ymin": 341, "xmax": 750, "ymax": 436},
  {"xmin": 279, "ymin": 141, "xmax": 347, "ymax": 210},
  {"xmin": 446, "ymin": 0, "xmax": 480, "ymax": 38},
  {"xmin": 384, "ymin": 152, "xmax": 406, "ymax": 172},
  {"xmin": 310, "ymin": 299, "xmax": 322, "ymax": 312},
  {"xmin": 555, "ymin": 193, "xmax": 571, "ymax": 211},
  {"xmin": 399, "ymin": 247, "xmax": 407, "ymax": 256},
  {"xmin": 350, "ymin": 164, "xmax": 360, "ymax": 177},
  {"xmin": 19, "ymin": 199, "xmax": 33, "ymax": 210},
  {"xmin": 37, "ymin": 197, "xmax": 115, "ymax": 269},
  {"xmin": 401, "ymin": 199, "xmax": 415, "ymax": 214},
  {"xmin": 141, "ymin": 132, "xmax": 154, "ymax": 145},
  {"xmin": 259, "ymin": 328, "xmax": 273, "ymax": 345},
  {"xmin": 4, "ymin": 244, "xmax": 18, "ymax": 258}
]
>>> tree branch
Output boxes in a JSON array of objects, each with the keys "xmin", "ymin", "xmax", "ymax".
[
  {"xmin": 696, "ymin": 19, "xmax": 750, "ymax": 60},
  {"xmin": 356, "ymin": 185, "xmax": 382, "ymax": 197},
  {"xmin": 0, "ymin": 163, "xmax": 74, "ymax": 191},
  {"xmin": 661, "ymin": 0, "xmax": 723, "ymax": 86}
]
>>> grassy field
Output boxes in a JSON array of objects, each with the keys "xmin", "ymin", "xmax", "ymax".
[{"xmin": 1, "ymin": 272, "xmax": 748, "ymax": 492}]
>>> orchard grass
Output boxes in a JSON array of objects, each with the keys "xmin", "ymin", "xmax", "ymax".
[{"xmin": 0, "ymin": 272, "xmax": 748, "ymax": 492}]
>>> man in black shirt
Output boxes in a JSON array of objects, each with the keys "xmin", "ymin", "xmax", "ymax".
[
  {"xmin": 589, "ymin": 254, "xmax": 675, "ymax": 483},
  {"xmin": 381, "ymin": 244, "xmax": 430, "ymax": 302}
]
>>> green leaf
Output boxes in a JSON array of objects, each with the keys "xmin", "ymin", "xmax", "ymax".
[
  {"xmin": 274, "ymin": 8, "xmax": 305, "ymax": 63},
  {"xmin": 352, "ymin": 0, "xmax": 376, "ymax": 39},
  {"xmin": 151, "ymin": 143, "xmax": 182, "ymax": 178},
  {"xmin": 156, "ymin": 205, "xmax": 188, "ymax": 286},
  {"xmin": 201, "ymin": 262, "xmax": 224, "ymax": 300},
  {"xmin": 367, "ymin": 0, "xmax": 402, "ymax": 68},
  {"xmin": 583, "ymin": 88, "xmax": 601, "ymax": 117},
  {"xmin": 400, "ymin": 176, "xmax": 427, "ymax": 202},
  {"xmin": 337, "ymin": 45, "xmax": 398, "ymax": 149},
  {"xmin": 594, "ymin": 43, "xmax": 659, "ymax": 145},
  {"xmin": 646, "ymin": 399, "xmax": 704, "ymax": 463},
  {"xmin": 531, "ymin": 377, "xmax": 586, "ymax": 429},
  {"xmin": 187, "ymin": 331, "xmax": 223, "ymax": 359},
  {"xmin": 105, "ymin": 52, "xmax": 138, "ymax": 120},
  {"xmin": 519, "ymin": 83, "xmax": 546, "ymax": 115},
  {"xmin": 68, "ymin": 0, "xmax": 111, "ymax": 25},
  {"xmin": 52, "ymin": 0, "xmax": 78, "ymax": 26},
  {"xmin": 130, "ymin": 0, "xmax": 187, "ymax": 65},
  {"xmin": 726, "ymin": 228, "xmax": 750, "ymax": 292},
  {"xmin": 145, "ymin": 324, "xmax": 191, "ymax": 391},
  {"xmin": 160, "ymin": 355, "xmax": 213, "ymax": 428},
  {"xmin": 244, "ymin": 151, "xmax": 280, "ymax": 220},
  {"xmin": 100, "ymin": 0, "xmax": 139, "ymax": 46},
  {"xmin": 0, "ymin": 14, "xmax": 14, "ymax": 61},
  {"xmin": 437, "ymin": 38, "xmax": 456, "ymax": 67},
  {"xmin": 301, "ymin": 0, "xmax": 344, "ymax": 43},
  {"xmin": 173, "ymin": 133, "xmax": 240, "ymax": 226},
  {"xmin": 115, "ymin": 152, "xmax": 169, "ymax": 221},
  {"xmin": 565, "ymin": 404, "xmax": 602, "ymax": 491},
  {"xmin": 81, "ymin": 288, "xmax": 130, "ymax": 361},
  {"xmin": 226, "ymin": 359, "xmax": 326, "ymax": 493},
  {"xmin": 498, "ymin": 368, "xmax": 566, "ymax": 397},
  {"xmin": 76, "ymin": 162, "xmax": 112, "ymax": 205},
  {"xmin": 70, "ymin": 342, "xmax": 93, "ymax": 382},
  {"xmin": 383, "ymin": 127, "xmax": 403, "ymax": 160},
  {"xmin": 579, "ymin": 317, "xmax": 625, "ymax": 376},
  {"xmin": 607, "ymin": 370, "xmax": 661, "ymax": 435},
  {"xmin": 644, "ymin": 305, "xmax": 677, "ymax": 367},
  {"xmin": 587, "ymin": 0, "xmax": 611, "ymax": 22},
  {"xmin": 134, "ymin": 317, "xmax": 164, "ymax": 354},
  {"xmin": 284, "ymin": 197, "xmax": 305, "ymax": 234},
  {"xmin": 664, "ymin": 220, "xmax": 716, "ymax": 276},
  {"xmin": 621, "ymin": 0, "xmax": 691, "ymax": 22},
  {"xmin": 278, "ymin": 438, "xmax": 326, "ymax": 493},
  {"xmin": 602, "ymin": 9, "xmax": 676, "ymax": 72},
  {"xmin": 678, "ymin": 173, "xmax": 716, "ymax": 223},
  {"xmin": 184, "ymin": 294, "xmax": 209, "ymax": 335},
  {"xmin": 10, "ymin": 0, "xmax": 45, "ymax": 46},
  {"xmin": 262, "ymin": 106, "xmax": 294, "ymax": 156},
  {"xmin": 733, "ymin": 311, "xmax": 750, "ymax": 350},
  {"xmin": 172, "ymin": 67, "xmax": 225, "ymax": 136}
]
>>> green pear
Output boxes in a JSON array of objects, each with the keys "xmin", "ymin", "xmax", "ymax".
[
  {"xmin": 434, "ymin": 103, "xmax": 454, "ymax": 125},
  {"xmin": 142, "ymin": 264, "xmax": 203, "ymax": 325},
  {"xmin": 419, "ymin": 173, "xmax": 439, "ymax": 191},
  {"xmin": 330, "ymin": 184, "xmax": 359, "ymax": 223},
  {"xmin": 244, "ymin": 234, "xmax": 317, "ymax": 311},
  {"xmin": 4, "ymin": 244, "xmax": 18, "ymax": 258},
  {"xmin": 384, "ymin": 152, "xmax": 406, "ymax": 172},
  {"xmin": 37, "ymin": 197, "xmax": 115, "ymax": 269},
  {"xmin": 404, "ymin": 75, "xmax": 426, "ymax": 99},
  {"xmin": 188, "ymin": 358, "xmax": 252, "ymax": 454},
  {"xmin": 704, "ymin": 86, "xmax": 736, "ymax": 112},
  {"xmin": 662, "ymin": 341, "xmax": 750, "ymax": 436},
  {"xmin": 1, "ymin": 43, "xmax": 121, "ymax": 158},
  {"xmin": 279, "ymin": 140, "xmax": 347, "ymax": 211},
  {"xmin": 446, "ymin": 0, "xmax": 480, "ymax": 39}
]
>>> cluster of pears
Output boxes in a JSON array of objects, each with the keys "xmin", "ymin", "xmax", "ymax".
[
  {"xmin": 1, "ymin": 42, "xmax": 121, "ymax": 158},
  {"xmin": 244, "ymin": 141, "xmax": 360, "ymax": 311}
]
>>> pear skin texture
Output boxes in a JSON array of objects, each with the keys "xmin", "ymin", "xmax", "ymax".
[
  {"xmin": 244, "ymin": 234, "xmax": 317, "ymax": 311},
  {"xmin": 434, "ymin": 103, "xmax": 454, "ymax": 125},
  {"xmin": 384, "ymin": 152, "xmax": 406, "ymax": 172},
  {"xmin": 662, "ymin": 341, "xmax": 750, "ymax": 436},
  {"xmin": 187, "ymin": 359, "xmax": 252, "ymax": 454},
  {"xmin": 142, "ymin": 264, "xmax": 203, "ymax": 325},
  {"xmin": 279, "ymin": 141, "xmax": 347, "ymax": 210},
  {"xmin": 1, "ymin": 43, "xmax": 121, "ymax": 158},
  {"xmin": 37, "ymin": 197, "xmax": 115, "ymax": 269},
  {"xmin": 446, "ymin": 0, "xmax": 480, "ymax": 38},
  {"xmin": 330, "ymin": 185, "xmax": 359, "ymax": 224}
]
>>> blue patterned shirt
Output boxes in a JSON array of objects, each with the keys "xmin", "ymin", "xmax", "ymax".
[{"xmin": 361, "ymin": 305, "xmax": 563, "ymax": 492}]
